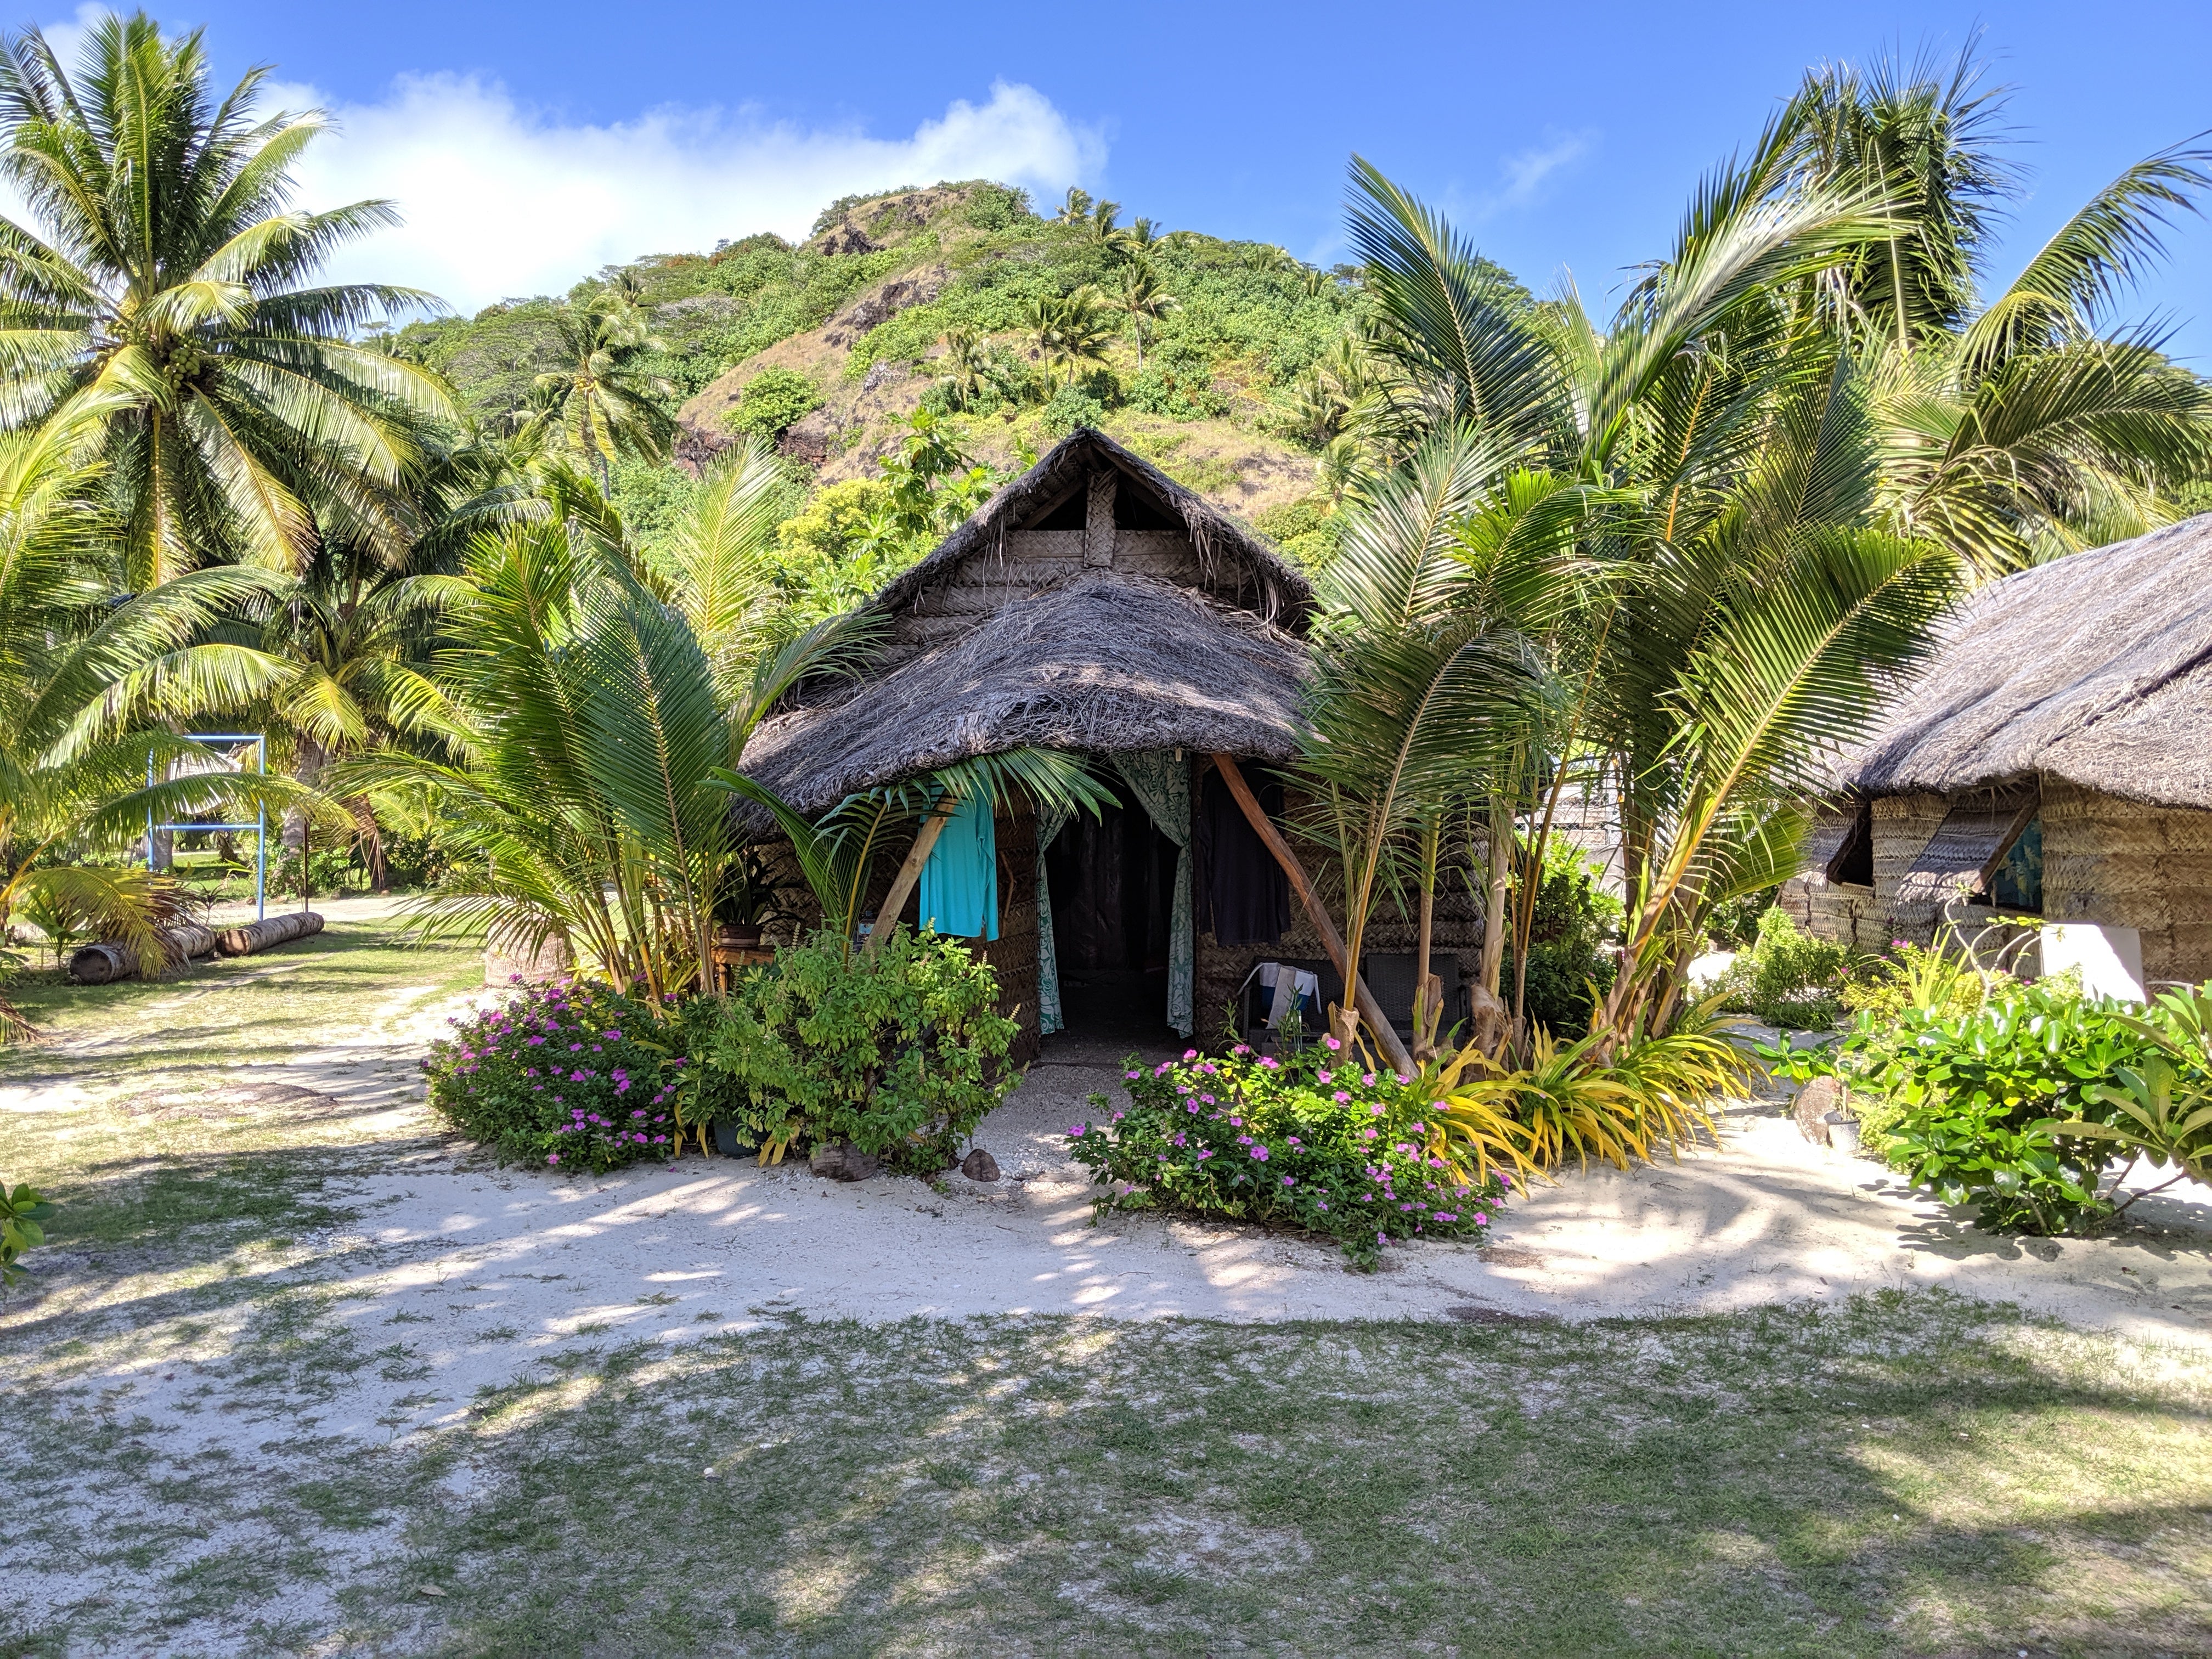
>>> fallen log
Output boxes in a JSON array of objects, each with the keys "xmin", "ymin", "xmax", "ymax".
[
  {"xmin": 215, "ymin": 911, "xmax": 324, "ymax": 957},
  {"xmin": 65, "ymin": 924, "xmax": 223, "ymax": 984}
]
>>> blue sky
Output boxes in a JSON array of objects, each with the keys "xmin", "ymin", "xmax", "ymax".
[{"xmin": 67, "ymin": 1, "xmax": 2212, "ymax": 358}]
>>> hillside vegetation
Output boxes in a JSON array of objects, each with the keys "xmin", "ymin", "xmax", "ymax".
[{"xmin": 397, "ymin": 180, "xmax": 1391, "ymax": 571}]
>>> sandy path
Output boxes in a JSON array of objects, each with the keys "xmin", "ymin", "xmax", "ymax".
[
  {"xmin": 16, "ymin": 946, "xmax": 2210, "ymax": 1451},
  {"xmin": 83, "ymin": 1056, "xmax": 2188, "ymax": 1445}
]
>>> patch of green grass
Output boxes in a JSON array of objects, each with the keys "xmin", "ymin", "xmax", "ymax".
[
  {"xmin": 5, "ymin": 1295, "xmax": 2209, "ymax": 1655},
  {"xmin": 0, "ymin": 921, "xmax": 480, "ymax": 1255}
]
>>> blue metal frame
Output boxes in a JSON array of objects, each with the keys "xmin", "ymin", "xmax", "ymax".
[{"xmin": 148, "ymin": 733, "xmax": 267, "ymax": 922}]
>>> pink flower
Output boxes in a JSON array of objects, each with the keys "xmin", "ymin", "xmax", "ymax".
[
  {"xmin": 1281, "ymin": 1176, "xmax": 1295, "ymax": 1186},
  {"xmin": 1369, "ymin": 1104, "xmax": 1386, "ymax": 1116},
  {"xmin": 1184, "ymin": 1049, "xmax": 1198, "ymax": 1060},
  {"xmin": 1362, "ymin": 1073, "xmax": 1376, "ymax": 1086},
  {"xmin": 1126, "ymin": 1069, "xmax": 1141, "ymax": 1080},
  {"xmin": 1317, "ymin": 1070, "xmax": 1333, "ymax": 1084},
  {"xmin": 1259, "ymin": 1057, "xmax": 1280, "ymax": 1070},
  {"xmin": 1333, "ymin": 1091, "xmax": 1351, "ymax": 1103},
  {"xmin": 1232, "ymin": 1043, "xmax": 1250, "ymax": 1056},
  {"xmin": 1069, "ymin": 1123, "xmax": 1088, "ymax": 1136},
  {"xmin": 1324, "ymin": 1036, "xmax": 1342, "ymax": 1051},
  {"xmin": 1395, "ymin": 1074, "xmax": 1410, "ymax": 1085},
  {"xmin": 1250, "ymin": 1146, "xmax": 1270, "ymax": 1161},
  {"xmin": 546, "ymin": 1153, "xmax": 560, "ymax": 1165}
]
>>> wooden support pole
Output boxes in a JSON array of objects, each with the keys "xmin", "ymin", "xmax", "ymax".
[
  {"xmin": 1210, "ymin": 754, "xmax": 1418, "ymax": 1077},
  {"xmin": 864, "ymin": 805, "xmax": 953, "ymax": 953}
]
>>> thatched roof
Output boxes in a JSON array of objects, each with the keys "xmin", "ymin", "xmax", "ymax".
[
  {"xmin": 1847, "ymin": 514, "xmax": 2212, "ymax": 810},
  {"xmin": 743, "ymin": 573, "xmax": 1311, "ymax": 814},
  {"xmin": 872, "ymin": 426, "xmax": 1316, "ymax": 628}
]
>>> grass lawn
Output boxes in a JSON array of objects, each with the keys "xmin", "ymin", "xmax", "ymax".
[{"xmin": 2, "ymin": 924, "xmax": 2208, "ymax": 1656}]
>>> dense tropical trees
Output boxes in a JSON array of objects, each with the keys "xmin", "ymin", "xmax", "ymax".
[{"xmin": 0, "ymin": 12, "xmax": 455, "ymax": 588}]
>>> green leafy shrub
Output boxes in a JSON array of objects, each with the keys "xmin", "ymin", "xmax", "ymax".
[
  {"xmin": 2, "ymin": 1180, "xmax": 54, "ymax": 1291},
  {"xmin": 1716, "ymin": 907, "xmax": 1855, "ymax": 1028},
  {"xmin": 708, "ymin": 926, "xmax": 1019, "ymax": 1172},
  {"xmin": 1838, "ymin": 939, "xmax": 1991, "ymax": 1024},
  {"xmin": 1038, "ymin": 384, "xmax": 1107, "ymax": 439},
  {"xmin": 424, "ymin": 980, "xmax": 682, "ymax": 1172},
  {"xmin": 1502, "ymin": 841, "xmax": 1622, "ymax": 1038},
  {"xmin": 1067, "ymin": 1039, "xmax": 1509, "ymax": 1268},
  {"xmin": 1769, "ymin": 979, "xmax": 2174, "ymax": 1234},
  {"xmin": 1252, "ymin": 496, "xmax": 1345, "ymax": 568},
  {"xmin": 722, "ymin": 366, "xmax": 824, "ymax": 438}
]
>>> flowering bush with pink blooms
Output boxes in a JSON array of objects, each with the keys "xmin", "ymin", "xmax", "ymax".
[
  {"xmin": 1066, "ymin": 1040, "xmax": 1510, "ymax": 1268},
  {"xmin": 423, "ymin": 979, "xmax": 684, "ymax": 1173}
]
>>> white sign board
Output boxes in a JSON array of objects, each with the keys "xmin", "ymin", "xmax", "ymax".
[{"xmin": 2041, "ymin": 923, "xmax": 2146, "ymax": 1003}]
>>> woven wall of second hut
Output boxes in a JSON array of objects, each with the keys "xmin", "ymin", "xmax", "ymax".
[
  {"xmin": 1787, "ymin": 778, "xmax": 2212, "ymax": 985},
  {"xmin": 2040, "ymin": 781, "xmax": 2212, "ymax": 985}
]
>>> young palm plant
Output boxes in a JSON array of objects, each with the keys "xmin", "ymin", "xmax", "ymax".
[
  {"xmin": 0, "ymin": 405, "xmax": 313, "ymax": 1036},
  {"xmin": 0, "ymin": 12, "xmax": 455, "ymax": 586}
]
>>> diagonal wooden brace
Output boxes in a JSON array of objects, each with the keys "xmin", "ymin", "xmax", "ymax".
[{"xmin": 1210, "ymin": 754, "xmax": 1417, "ymax": 1077}]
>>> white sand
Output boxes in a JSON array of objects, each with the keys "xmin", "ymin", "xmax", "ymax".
[{"xmin": 16, "ymin": 949, "xmax": 2210, "ymax": 1449}]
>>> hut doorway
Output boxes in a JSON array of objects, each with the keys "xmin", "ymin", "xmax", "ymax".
[{"xmin": 1043, "ymin": 799, "xmax": 1178, "ymax": 1049}]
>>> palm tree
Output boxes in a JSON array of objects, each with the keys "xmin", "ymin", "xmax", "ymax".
[
  {"xmin": 528, "ymin": 298, "xmax": 675, "ymax": 486},
  {"xmin": 0, "ymin": 13, "xmax": 455, "ymax": 588},
  {"xmin": 1051, "ymin": 188, "xmax": 1095, "ymax": 226},
  {"xmin": 1768, "ymin": 47, "xmax": 2212, "ymax": 569},
  {"xmin": 1319, "ymin": 149, "xmax": 1962, "ymax": 1051},
  {"xmin": 1021, "ymin": 289, "xmax": 1115, "ymax": 394},
  {"xmin": 340, "ymin": 459, "xmax": 872, "ymax": 996},
  {"xmin": 1109, "ymin": 261, "xmax": 1177, "ymax": 369},
  {"xmin": 936, "ymin": 327, "xmax": 991, "ymax": 411},
  {"xmin": 0, "ymin": 404, "xmax": 310, "ymax": 1035}
]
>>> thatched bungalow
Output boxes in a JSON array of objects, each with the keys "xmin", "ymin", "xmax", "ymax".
[
  {"xmin": 1779, "ymin": 514, "xmax": 2212, "ymax": 988},
  {"xmin": 741, "ymin": 428, "xmax": 1486, "ymax": 1061}
]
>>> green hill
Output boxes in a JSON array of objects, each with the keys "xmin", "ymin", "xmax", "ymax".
[{"xmin": 396, "ymin": 180, "xmax": 1386, "ymax": 565}]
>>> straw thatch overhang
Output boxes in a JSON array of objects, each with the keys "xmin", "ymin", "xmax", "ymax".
[
  {"xmin": 743, "ymin": 572, "xmax": 1310, "ymax": 815},
  {"xmin": 873, "ymin": 426, "xmax": 1315, "ymax": 631},
  {"xmin": 1846, "ymin": 514, "xmax": 2212, "ymax": 811}
]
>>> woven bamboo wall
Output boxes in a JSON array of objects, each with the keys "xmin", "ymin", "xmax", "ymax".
[
  {"xmin": 2041, "ymin": 780, "xmax": 2212, "ymax": 985},
  {"xmin": 1869, "ymin": 791, "xmax": 1953, "ymax": 940},
  {"xmin": 1777, "ymin": 870, "xmax": 1883, "ymax": 946}
]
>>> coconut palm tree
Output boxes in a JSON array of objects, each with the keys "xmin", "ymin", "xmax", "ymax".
[
  {"xmin": 1021, "ymin": 289, "xmax": 1115, "ymax": 395},
  {"xmin": 1317, "ymin": 149, "xmax": 1962, "ymax": 1051},
  {"xmin": 528, "ymin": 297, "xmax": 675, "ymax": 486},
  {"xmin": 0, "ymin": 12, "xmax": 455, "ymax": 588},
  {"xmin": 1767, "ymin": 47, "xmax": 2212, "ymax": 568},
  {"xmin": 1109, "ymin": 260, "xmax": 1177, "ymax": 369}
]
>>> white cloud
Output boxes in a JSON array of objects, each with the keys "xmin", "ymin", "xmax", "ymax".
[
  {"xmin": 1496, "ymin": 131, "xmax": 1596, "ymax": 207},
  {"xmin": 273, "ymin": 75, "xmax": 1103, "ymax": 313},
  {"xmin": 10, "ymin": 9, "xmax": 1104, "ymax": 315}
]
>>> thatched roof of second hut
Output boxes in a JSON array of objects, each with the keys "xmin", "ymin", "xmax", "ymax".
[
  {"xmin": 1848, "ymin": 513, "xmax": 2212, "ymax": 809},
  {"xmin": 743, "ymin": 574, "xmax": 1310, "ymax": 815}
]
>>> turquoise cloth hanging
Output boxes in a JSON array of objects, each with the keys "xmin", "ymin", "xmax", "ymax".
[
  {"xmin": 1111, "ymin": 751, "xmax": 1194, "ymax": 1037},
  {"xmin": 919, "ymin": 792, "xmax": 999, "ymax": 940},
  {"xmin": 1034, "ymin": 799, "xmax": 1074, "ymax": 1033}
]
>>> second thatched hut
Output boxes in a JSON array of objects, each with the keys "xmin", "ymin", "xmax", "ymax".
[{"xmin": 1779, "ymin": 514, "xmax": 2212, "ymax": 990}]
